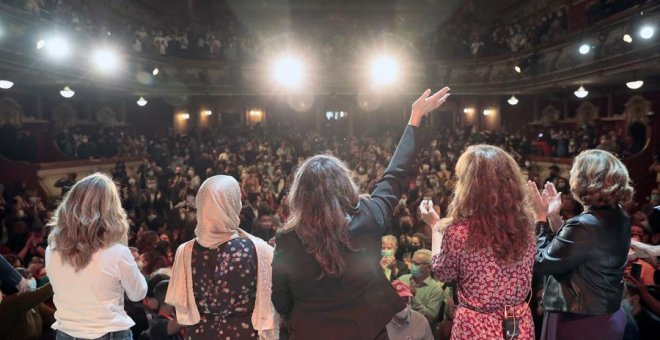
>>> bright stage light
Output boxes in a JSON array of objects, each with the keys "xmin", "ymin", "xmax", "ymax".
[
  {"xmin": 272, "ymin": 56, "xmax": 304, "ymax": 89},
  {"xmin": 639, "ymin": 26, "xmax": 655, "ymax": 40},
  {"xmin": 622, "ymin": 34, "xmax": 633, "ymax": 43},
  {"xmin": 60, "ymin": 86, "xmax": 75, "ymax": 98},
  {"xmin": 578, "ymin": 44, "xmax": 591, "ymax": 55},
  {"xmin": 36, "ymin": 39, "xmax": 46, "ymax": 49},
  {"xmin": 92, "ymin": 48, "xmax": 120, "ymax": 73},
  {"xmin": 203, "ymin": 110, "xmax": 212, "ymax": 116},
  {"xmin": 136, "ymin": 96, "xmax": 147, "ymax": 106},
  {"xmin": 152, "ymin": 67, "xmax": 159, "ymax": 76},
  {"xmin": 181, "ymin": 113, "xmax": 190, "ymax": 120},
  {"xmin": 514, "ymin": 65, "xmax": 521, "ymax": 73},
  {"xmin": 626, "ymin": 80, "xmax": 644, "ymax": 90},
  {"xmin": 0, "ymin": 80, "xmax": 14, "ymax": 89},
  {"xmin": 483, "ymin": 109, "xmax": 494, "ymax": 116},
  {"xmin": 574, "ymin": 85, "xmax": 588, "ymax": 98},
  {"xmin": 45, "ymin": 37, "xmax": 71, "ymax": 59},
  {"xmin": 507, "ymin": 95, "xmax": 519, "ymax": 106},
  {"xmin": 370, "ymin": 56, "xmax": 398, "ymax": 87}
]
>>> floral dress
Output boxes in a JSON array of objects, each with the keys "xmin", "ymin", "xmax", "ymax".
[
  {"xmin": 432, "ymin": 223, "xmax": 536, "ymax": 340},
  {"xmin": 187, "ymin": 238, "xmax": 259, "ymax": 340}
]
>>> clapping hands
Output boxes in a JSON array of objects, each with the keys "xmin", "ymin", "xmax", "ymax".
[{"xmin": 527, "ymin": 181, "xmax": 562, "ymax": 231}]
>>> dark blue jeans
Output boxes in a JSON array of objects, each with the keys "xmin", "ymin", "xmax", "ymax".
[{"xmin": 56, "ymin": 329, "xmax": 133, "ymax": 340}]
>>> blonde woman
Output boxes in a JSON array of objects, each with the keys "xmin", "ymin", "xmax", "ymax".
[
  {"xmin": 424, "ymin": 145, "xmax": 536, "ymax": 340},
  {"xmin": 529, "ymin": 149, "xmax": 632, "ymax": 340},
  {"xmin": 46, "ymin": 173, "xmax": 147, "ymax": 340}
]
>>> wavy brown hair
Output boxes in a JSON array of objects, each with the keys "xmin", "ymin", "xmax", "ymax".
[
  {"xmin": 569, "ymin": 149, "xmax": 634, "ymax": 207},
  {"xmin": 283, "ymin": 155, "xmax": 359, "ymax": 279},
  {"xmin": 446, "ymin": 145, "xmax": 534, "ymax": 263},
  {"xmin": 48, "ymin": 173, "xmax": 129, "ymax": 271}
]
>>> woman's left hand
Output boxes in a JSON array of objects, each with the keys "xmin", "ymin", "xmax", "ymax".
[{"xmin": 419, "ymin": 200, "xmax": 440, "ymax": 228}]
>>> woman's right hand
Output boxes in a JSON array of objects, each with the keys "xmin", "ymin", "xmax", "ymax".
[
  {"xmin": 409, "ymin": 87, "xmax": 451, "ymax": 127},
  {"xmin": 527, "ymin": 180, "xmax": 549, "ymax": 221}
]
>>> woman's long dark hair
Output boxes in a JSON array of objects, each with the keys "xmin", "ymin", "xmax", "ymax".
[{"xmin": 283, "ymin": 155, "xmax": 359, "ymax": 279}]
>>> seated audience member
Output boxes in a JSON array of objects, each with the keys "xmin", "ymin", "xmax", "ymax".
[
  {"xmin": 623, "ymin": 282, "xmax": 660, "ymax": 340},
  {"xmin": 0, "ymin": 259, "xmax": 55, "ymax": 340},
  {"xmin": 253, "ymin": 208, "xmax": 276, "ymax": 242},
  {"xmin": 381, "ymin": 235, "xmax": 409, "ymax": 281},
  {"xmin": 387, "ymin": 280, "xmax": 434, "ymax": 340},
  {"xmin": 144, "ymin": 274, "xmax": 171, "ymax": 315},
  {"xmin": 150, "ymin": 280, "xmax": 184, "ymax": 340},
  {"xmin": 397, "ymin": 249, "xmax": 444, "ymax": 328}
]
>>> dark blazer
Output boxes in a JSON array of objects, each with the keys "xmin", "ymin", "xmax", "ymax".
[
  {"xmin": 271, "ymin": 125, "xmax": 419, "ymax": 340},
  {"xmin": 535, "ymin": 205, "xmax": 631, "ymax": 315}
]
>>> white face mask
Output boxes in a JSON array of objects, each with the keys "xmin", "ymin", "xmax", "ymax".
[{"xmin": 27, "ymin": 278, "xmax": 37, "ymax": 291}]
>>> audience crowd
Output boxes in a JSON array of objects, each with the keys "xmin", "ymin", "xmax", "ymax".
[
  {"xmin": 2, "ymin": 0, "xmax": 647, "ymax": 61},
  {"xmin": 1, "ymin": 121, "xmax": 658, "ymax": 339}
]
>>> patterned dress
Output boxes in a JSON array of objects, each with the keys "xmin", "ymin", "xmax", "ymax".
[
  {"xmin": 187, "ymin": 238, "xmax": 259, "ymax": 340},
  {"xmin": 432, "ymin": 223, "xmax": 536, "ymax": 340}
]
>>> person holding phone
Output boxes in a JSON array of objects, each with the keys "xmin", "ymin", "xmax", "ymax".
[{"xmin": 528, "ymin": 149, "xmax": 633, "ymax": 340}]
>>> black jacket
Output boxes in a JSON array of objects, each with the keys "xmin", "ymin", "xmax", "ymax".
[
  {"xmin": 271, "ymin": 125, "xmax": 419, "ymax": 340},
  {"xmin": 535, "ymin": 205, "xmax": 631, "ymax": 315}
]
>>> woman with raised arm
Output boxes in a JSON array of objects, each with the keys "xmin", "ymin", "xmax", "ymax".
[
  {"xmin": 528, "ymin": 149, "xmax": 632, "ymax": 340},
  {"xmin": 271, "ymin": 87, "xmax": 450, "ymax": 340},
  {"xmin": 46, "ymin": 173, "xmax": 148, "ymax": 340},
  {"xmin": 423, "ymin": 145, "xmax": 536, "ymax": 340}
]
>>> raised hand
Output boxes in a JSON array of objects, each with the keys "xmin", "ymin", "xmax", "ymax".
[
  {"xmin": 526, "ymin": 180, "xmax": 548, "ymax": 221},
  {"xmin": 543, "ymin": 182, "xmax": 562, "ymax": 219},
  {"xmin": 409, "ymin": 87, "xmax": 451, "ymax": 127},
  {"xmin": 419, "ymin": 200, "xmax": 440, "ymax": 228}
]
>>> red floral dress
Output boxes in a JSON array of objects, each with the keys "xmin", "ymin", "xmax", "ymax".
[{"xmin": 432, "ymin": 223, "xmax": 535, "ymax": 340}]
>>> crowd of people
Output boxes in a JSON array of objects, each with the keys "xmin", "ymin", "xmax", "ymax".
[
  {"xmin": 2, "ymin": 0, "xmax": 648, "ymax": 62},
  {"xmin": 1, "ymin": 103, "xmax": 658, "ymax": 339},
  {"xmin": 534, "ymin": 123, "xmax": 645, "ymax": 159}
]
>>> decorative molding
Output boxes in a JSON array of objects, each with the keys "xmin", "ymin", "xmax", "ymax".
[
  {"xmin": 624, "ymin": 95, "xmax": 651, "ymax": 126},
  {"xmin": 575, "ymin": 101, "xmax": 599, "ymax": 124}
]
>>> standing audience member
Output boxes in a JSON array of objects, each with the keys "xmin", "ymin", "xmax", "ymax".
[
  {"xmin": 166, "ymin": 175, "xmax": 279, "ymax": 339},
  {"xmin": 428, "ymin": 144, "xmax": 536, "ymax": 339},
  {"xmin": 46, "ymin": 173, "xmax": 148, "ymax": 340},
  {"xmin": 529, "ymin": 149, "xmax": 633, "ymax": 340},
  {"xmin": 271, "ymin": 87, "xmax": 451, "ymax": 340}
]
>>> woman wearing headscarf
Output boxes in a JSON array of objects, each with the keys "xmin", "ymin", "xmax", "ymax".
[{"xmin": 166, "ymin": 175, "xmax": 279, "ymax": 340}]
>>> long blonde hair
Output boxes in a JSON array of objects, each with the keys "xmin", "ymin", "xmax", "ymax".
[
  {"xmin": 48, "ymin": 172, "xmax": 129, "ymax": 271},
  {"xmin": 447, "ymin": 145, "xmax": 534, "ymax": 263}
]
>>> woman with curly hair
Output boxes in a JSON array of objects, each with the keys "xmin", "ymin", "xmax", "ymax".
[
  {"xmin": 528, "ymin": 149, "xmax": 632, "ymax": 340},
  {"xmin": 423, "ymin": 145, "xmax": 536, "ymax": 339},
  {"xmin": 46, "ymin": 173, "xmax": 147, "ymax": 340}
]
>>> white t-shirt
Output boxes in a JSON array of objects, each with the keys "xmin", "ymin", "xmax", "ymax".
[{"xmin": 46, "ymin": 243, "xmax": 148, "ymax": 338}]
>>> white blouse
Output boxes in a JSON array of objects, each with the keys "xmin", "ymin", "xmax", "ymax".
[{"xmin": 45, "ymin": 243, "xmax": 148, "ymax": 338}]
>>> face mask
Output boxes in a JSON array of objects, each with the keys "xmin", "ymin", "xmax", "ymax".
[
  {"xmin": 27, "ymin": 278, "xmax": 37, "ymax": 291},
  {"xmin": 556, "ymin": 183, "xmax": 567, "ymax": 190},
  {"xmin": 410, "ymin": 264, "xmax": 422, "ymax": 278},
  {"xmin": 400, "ymin": 222, "xmax": 412, "ymax": 230},
  {"xmin": 524, "ymin": 161, "xmax": 531, "ymax": 167},
  {"xmin": 29, "ymin": 197, "xmax": 37, "ymax": 204},
  {"xmin": 17, "ymin": 210, "xmax": 25, "ymax": 218},
  {"xmin": 180, "ymin": 213, "xmax": 186, "ymax": 220},
  {"xmin": 440, "ymin": 164, "xmax": 447, "ymax": 170},
  {"xmin": 652, "ymin": 194, "xmax": 660, "ymax": 202},
  {"xmin": 128, "ymin": 179, "xmax": 136, "ymax": 185},
  {"xmin": 148, "ymin": 214, "xmax": 157, "ymax": 221},
  {"xmin": 382, "ymin": 249, "xmax": 394, "ymax": 257}
]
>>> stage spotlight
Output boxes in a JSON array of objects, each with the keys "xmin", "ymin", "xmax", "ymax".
[
  {"xmin": 623, "ymin": 34, "xmax": 633, "ymax": 43},
  {"xmin": 272, "ymin": 56, "xmax": 304, "ymax": 89},
  {"xmin": 92, "ymin": 48, "xmax": 120, "ymax": 73},
  {"xmin": 626, "ymin": 80, "xmax": 644, "ymax": 90},
  {"xmin": 152, "ymin": 67, "xmax": 159, "ymax": 76},
  {"xmin": 60, "ymin": 86, "xmax": 75, "ymax": 98},
  {"xmin": 46, "ymin": 37, "xmax": 70, "ymax": 59},
  {"xmin": 514, "ymin": 65, "xmax": 521, "ymax": 73},
  {"xmin": 370, "ymin": 55, "xmax": 398, "ymax": 87},
  {"xmin": 36, "ymin": 39, "xmax": 46, "ymax": 49},
  {"xmin": 0, "ymin": 80, "xmax": 14, "ymax": 89},
  {"xmin": 578, "ymin": 44, "xmax": 591, "ymax": 55},
  {"xmin": 204, "ymin": 110, "xmax": 212, "ymax": 116},
  {"xmin": 639, "ymin": 26, "xmax": 655, "ymax": 40},
  {"xmin": 181, "ymin": 113, "xmax": 190, "ymax": 120},
  {"xmin": 574, "ymin": 85, "xmax": 588, "ymax": 98},
  {"xmin": 483, "ymin": 109, "xmax": 494, "ymax": 116},
  {"xmin": 507, "ymin": 95, "xmax": 519, "ymax": 106},
  {"xmin": 136, "ymin": 96, "xmax": 147, "ymax": 107}
]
